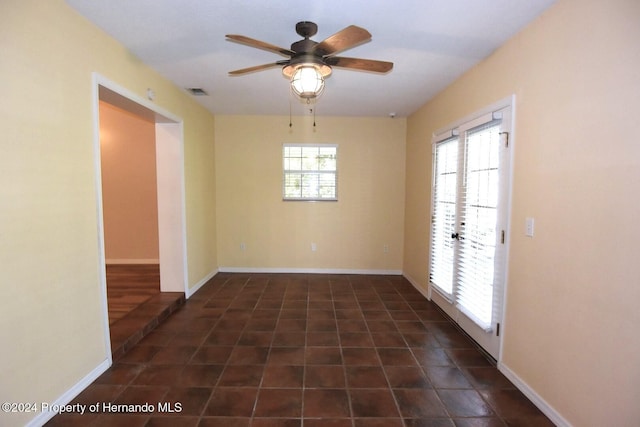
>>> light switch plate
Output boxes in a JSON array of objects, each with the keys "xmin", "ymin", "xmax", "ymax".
[{"xmin": 525, "ymin": 217, "xmax": 535, "ymax": 237}]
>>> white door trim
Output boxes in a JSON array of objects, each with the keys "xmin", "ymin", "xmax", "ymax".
[
  {"xmin": 91, "ymin": 73, "xmax": 188, "ymax": 361},
  {"xmin": 428, "ymin": 95, "xmax": 515, "ymax": 362}
]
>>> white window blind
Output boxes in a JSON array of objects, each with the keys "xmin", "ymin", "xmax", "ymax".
[
  {"xmin": 430, "ymin": 137, "xmax": 458, "ymax": 297},
  {"xmin": 283, "ymin": 144, "xmax": 337, "ymax": 201},
  {"xmin": 456, "ymin": 121, "xmax": 501, "ymax": 330}
]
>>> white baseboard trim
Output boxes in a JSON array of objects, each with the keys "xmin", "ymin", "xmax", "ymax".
[
  {"xmin": 218, "ymin": 266, "xmax": 403, "ymax": 276},
  {"xmin": 105, "ymin": 259, "xmax": 159, "ymax": 265},
  {"xmin": 27, "ymin": 358, "xmax": 111, "ymax": 427},
  {"xmin": 186, "ymin": 268, "xmax": 219, "ymax": 298},
  {"xmin": 498, "ymin": 361, "xmax": 571, "ymax": 427}
]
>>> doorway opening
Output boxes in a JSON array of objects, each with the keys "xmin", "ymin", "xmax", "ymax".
[
  {"xmin": 93, "ymin": 75, "xmax": 188, "ymax": 360},
  {"xmin": 99, "ymin": 99, "xmax": 161, "ymax": 325}
]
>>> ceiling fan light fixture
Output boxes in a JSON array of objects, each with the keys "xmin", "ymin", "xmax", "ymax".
[
  {"xmin": 289, "ymin": 64, "xmax": 326, "ymax": 100},
  {"xmin": 228, "ymin": 22, "xmax": 392, "ymax": 103}
]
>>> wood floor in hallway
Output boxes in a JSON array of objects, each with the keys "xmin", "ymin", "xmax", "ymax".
[{"xmin": 106, "ymin": 264, "xmax": 160, "ymax": 325}]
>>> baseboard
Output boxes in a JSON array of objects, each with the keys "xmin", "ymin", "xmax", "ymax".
[
  {"xmin": 186, "ymin": 268, "xmax": 219, "ymax": 298},
  {"xmin": 26, "ymin": 358, "xmax": 111, "ymax": 427},
  {"xmin": 105, "ymin": 259, "xmax": 159, "ymax": 265},
  {"xmin": 218, "ymin": 266, "xmax": 403, "ymax": 276},
  {"xmin": 498, "ymin": 361, "xmax": 571, "ymax": 427}
]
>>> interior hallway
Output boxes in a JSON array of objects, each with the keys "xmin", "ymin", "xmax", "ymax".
[{"xmin": 47, "ymin": 273, "xmax": 552, "ymax": 426}]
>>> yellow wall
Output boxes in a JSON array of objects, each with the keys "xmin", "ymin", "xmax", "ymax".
[
  {"xmin": 99, "ymin": 101, "xmax": 159, "ymax": 263},
  {"xmin": 0, "ymin": 1, "xmax": 216, "ymax": 425},
  {"xmin": 215, "ymin": 115, "xmax": 406, "ymax": 272},
  {"xmin": 404, "ymin": 0, "xmax": 640, "ymax": 424}
]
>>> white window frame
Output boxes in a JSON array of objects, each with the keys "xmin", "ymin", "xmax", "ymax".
[{"xmin": 282, "ymin": 143, "xmax": 338, "ymax": 201}]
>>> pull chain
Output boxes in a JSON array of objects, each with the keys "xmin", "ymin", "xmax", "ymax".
[
  {"xmin": 289, "ymin": 90, "xmax": 293, "ymax": 128},
  {"xmin": 287, "ymin": 91, "xmax": 320, "ymax": 129}
]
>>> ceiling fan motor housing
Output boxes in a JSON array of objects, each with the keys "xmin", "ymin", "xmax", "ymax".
[
  {"xmin": 295, "ymin": 21, "xmax": 318, "ymax": 38},
  {"xmin": 282, "ymin": 54, "xmax": 332, "ymax": 78}
]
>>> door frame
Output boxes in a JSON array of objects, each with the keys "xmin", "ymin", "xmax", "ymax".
[
  {"xmin": 92, "ymin": 73, "xmax": 188, "ymax": 360},
  {"xmin": 428, "ymin": 95, "xmax": 515, "ymax": 362}
]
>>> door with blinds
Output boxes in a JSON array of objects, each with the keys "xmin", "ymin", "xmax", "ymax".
[{"xmin": 429, "ymin": 102, "xmax": 512, "ymax": 360}]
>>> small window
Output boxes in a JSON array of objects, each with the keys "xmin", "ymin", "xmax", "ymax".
[{"xmin": 283, "ymin": 144, "xmax": 337, "ymax": 201}]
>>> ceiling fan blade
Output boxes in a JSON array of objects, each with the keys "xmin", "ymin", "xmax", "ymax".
[
  {"xmin": 313, "ymin": 25, "xmax": 371, "ymax": 56},
  {"xmin": 326, "ymin": 57, "xmax": 393, "ymax": 73},
  {"xmin": 228, "ymin": 61, "xmax": 289, "ymax": 76},
  {"xmin": 226, "ymin": 34, "xmax": 295, "ymax": 57}
]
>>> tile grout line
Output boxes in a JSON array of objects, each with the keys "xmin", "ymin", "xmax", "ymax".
[{"xmin": 332, "ymin": 276, "xmax": 356, "ymax": 427}]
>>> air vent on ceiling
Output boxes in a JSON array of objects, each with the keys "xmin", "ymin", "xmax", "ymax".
[{"xmin": 186, "ymin": 87, "xmax": 209, "ymax": 96}]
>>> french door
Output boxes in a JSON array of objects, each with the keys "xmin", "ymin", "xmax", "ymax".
[{"xmin": 429, "ymin": 102, "xmax": 512, "ymax": 360}]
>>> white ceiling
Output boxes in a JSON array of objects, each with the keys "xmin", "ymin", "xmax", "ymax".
[{"xmin": 66, "ymin": 0, "xmax": 555, "ymax": 117}]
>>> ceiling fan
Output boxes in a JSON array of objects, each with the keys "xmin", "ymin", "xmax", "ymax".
[{"xmin": 226, "ymin": 21, "xmax": 393, "ymax": 100}]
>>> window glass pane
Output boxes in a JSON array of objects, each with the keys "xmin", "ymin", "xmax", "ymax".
[
  {"xmin": 430, "ymin": 138, "xmax": 458, "ymax": 296},
  {"xmin": 318, "ymin": 147, "xmax": 337, "ymax": 170},
  {"xmin": 301, "ymin": 147, "xmax": 319, "ymax": 170},
  {"xmin": 318, "ymin": 173, "xmax": 336, "ymax": 198},
  {"xmin": 301, "ymin": 174, "xmax": 318, "ymax": 198},
  {"xmin": 318, "ymin": 155, "xmax": 335, "ymax": 170},
  {"xmin": 457, "ymin": 123, "xmax": 500, "ymax": 327},
  {"xmin": 286, "ymin": 146, "xmax": 301, "ymax": 157},
  {"xmin": 288, "ymin": 157, "xmax": 302, "ymax": 171},
  {"xmin": 284, "ymin": 173, "xmax": 302, "ymax": 198}
]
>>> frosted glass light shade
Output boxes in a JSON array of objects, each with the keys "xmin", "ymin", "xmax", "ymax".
[{"xmin": 290, "ymin": 65, "xmax": 325, "ymax": 99}]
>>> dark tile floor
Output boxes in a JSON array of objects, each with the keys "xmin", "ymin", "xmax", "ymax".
[{"xmin": 46, "ymin": 273, "xmax": 554, "ymax": 426}]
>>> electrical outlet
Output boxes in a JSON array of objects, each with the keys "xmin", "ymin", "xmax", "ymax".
[
  {"xmin": 311, "ymin": 243, "xmax": 317, "ymax": 252},
  {"xmin": 383, "ymin": 244, "xmax": 389, "ymax": 253},
  {"xmin": 240, "ymin": 242, "xmax": 246, "ymax": 251}
]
